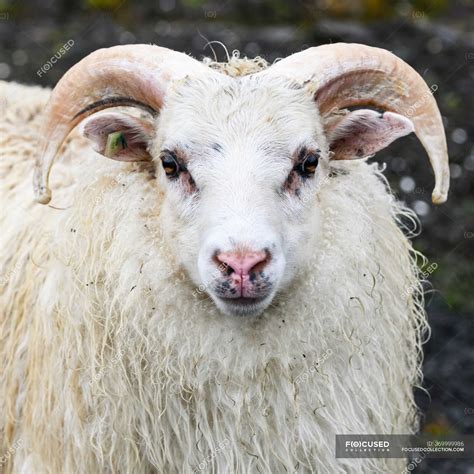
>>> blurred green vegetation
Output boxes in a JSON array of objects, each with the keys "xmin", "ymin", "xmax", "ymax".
[
  {"xmin": 74, "ymin": 0, "xmax": 450, "ymax": 20},
  {"xmin": 86, "ymin": 0, "xmax": 123, "ymax": 10},
  {"xmin": 0, "ymin": 0, "xmax": 455, "ymax": 26}
]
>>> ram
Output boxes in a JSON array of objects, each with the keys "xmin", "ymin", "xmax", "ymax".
[{"xmin": 0, "ymin": 43, "xmax": 449, "ymax": 473}]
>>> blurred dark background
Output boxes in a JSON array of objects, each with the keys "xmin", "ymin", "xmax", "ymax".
[{"xmin": 0, "ymin": 0, "xmax": 472, "ymax": 471}]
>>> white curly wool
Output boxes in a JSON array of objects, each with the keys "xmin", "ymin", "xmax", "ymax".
[{"xmin": 0, "ymin": 77, "xmax": 427, "ymax": 473}]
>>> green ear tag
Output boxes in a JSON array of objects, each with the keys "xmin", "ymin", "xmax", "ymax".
[{"xmin": 105, "ymin": 131, "xmax": 127, "ymax": 158}]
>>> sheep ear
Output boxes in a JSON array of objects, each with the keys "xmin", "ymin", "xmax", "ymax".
[
  {"xmin": 328, "ymin": 110, "xmax": 414, "ymax": 160},
  {"xmin": 82, "ymin": 112, "xmax": 155, "ymax": 162}
]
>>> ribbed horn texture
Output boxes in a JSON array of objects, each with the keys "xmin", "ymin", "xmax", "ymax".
[
  {"xmin": 34, "ymin": 44, "xmax": 214, "ymax": 204},
  {"xmin": 262, "ymin": 43, "xmax": 449, "ymax": 204}
]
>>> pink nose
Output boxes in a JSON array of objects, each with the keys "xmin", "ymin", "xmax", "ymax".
[{"xmin": 216, "ymin": 249, "xmax": 269, "ymax": 277}]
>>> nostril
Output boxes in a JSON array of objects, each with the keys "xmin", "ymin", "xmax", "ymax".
[
  {"xmin": 212, "ymin": 251, "xmax": 233, "ymax": 275},
  {"xmin": 250, "ymin": 248, "xmax": 271, "ymax": 274},
  {"xmin": 215, "ymin": 248, "xmax": 271, "ymax": 277}
]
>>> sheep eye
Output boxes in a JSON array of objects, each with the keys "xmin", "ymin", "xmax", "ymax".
[
  {"xmin": 295, "ymin": 151, "xmax": 319, "ymax": 178},
  {"xmin": 160, "ymin": 152, "xmax": 180, "ymax": 179}
]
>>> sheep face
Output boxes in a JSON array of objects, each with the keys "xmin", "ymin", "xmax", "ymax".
[
  {"xmin": 39, "ymin": 44, "xmax": 449, "ymax": 319},
  {"xmin": 152, "ymin": 75, "xmax": 329, "ymax": 317}
]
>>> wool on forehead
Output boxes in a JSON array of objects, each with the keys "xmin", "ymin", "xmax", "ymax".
[
  {"xmin": 158, "ymin": 76, "xmax": 321, "ymax": 158},
  {"xmin": 203, "ymin": 51, "xmax": 270, "ymax": 77}
]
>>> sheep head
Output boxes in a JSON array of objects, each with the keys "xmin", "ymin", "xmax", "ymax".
[{"xmin": 34, "ymin": 43, "xmax": 449, "ymax": 317}]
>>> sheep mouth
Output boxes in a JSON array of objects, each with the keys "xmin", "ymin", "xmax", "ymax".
[
  {"xmin": 214, "ymin": 295, "xmax": 271, "ymax": 317},
  {"xmin": 223, "ymin": 297, "xmax": 265, "ymax": 306}
]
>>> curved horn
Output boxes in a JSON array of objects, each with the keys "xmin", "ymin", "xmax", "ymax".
[
  {"xmin": 262, "ymin": 43, "xmax": 449, "ymax": 204},
  {"xmin": 34, "ymin": 44, "xmax": 215, "ymax": 204}
]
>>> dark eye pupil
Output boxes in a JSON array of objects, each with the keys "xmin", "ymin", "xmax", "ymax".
[
  {"xmin": 161, "ymin": 152, "xmax": 179, "ymax": 178},
  {"xmin": 296, "ymin": 151, "xmax": 319, "ymax": 177},
  {"xmin": 303, "ymin": 154, "xmax": 318, "ymax": 174}
]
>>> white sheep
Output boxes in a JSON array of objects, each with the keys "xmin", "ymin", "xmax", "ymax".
[{"xmin": 0, "ymin": 43, "xmax": 449, "ymax": 473}]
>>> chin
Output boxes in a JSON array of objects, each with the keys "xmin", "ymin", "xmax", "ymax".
[{"xmin": 211, "ymin": 294, "xmax": 274, "ymax": 318}]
